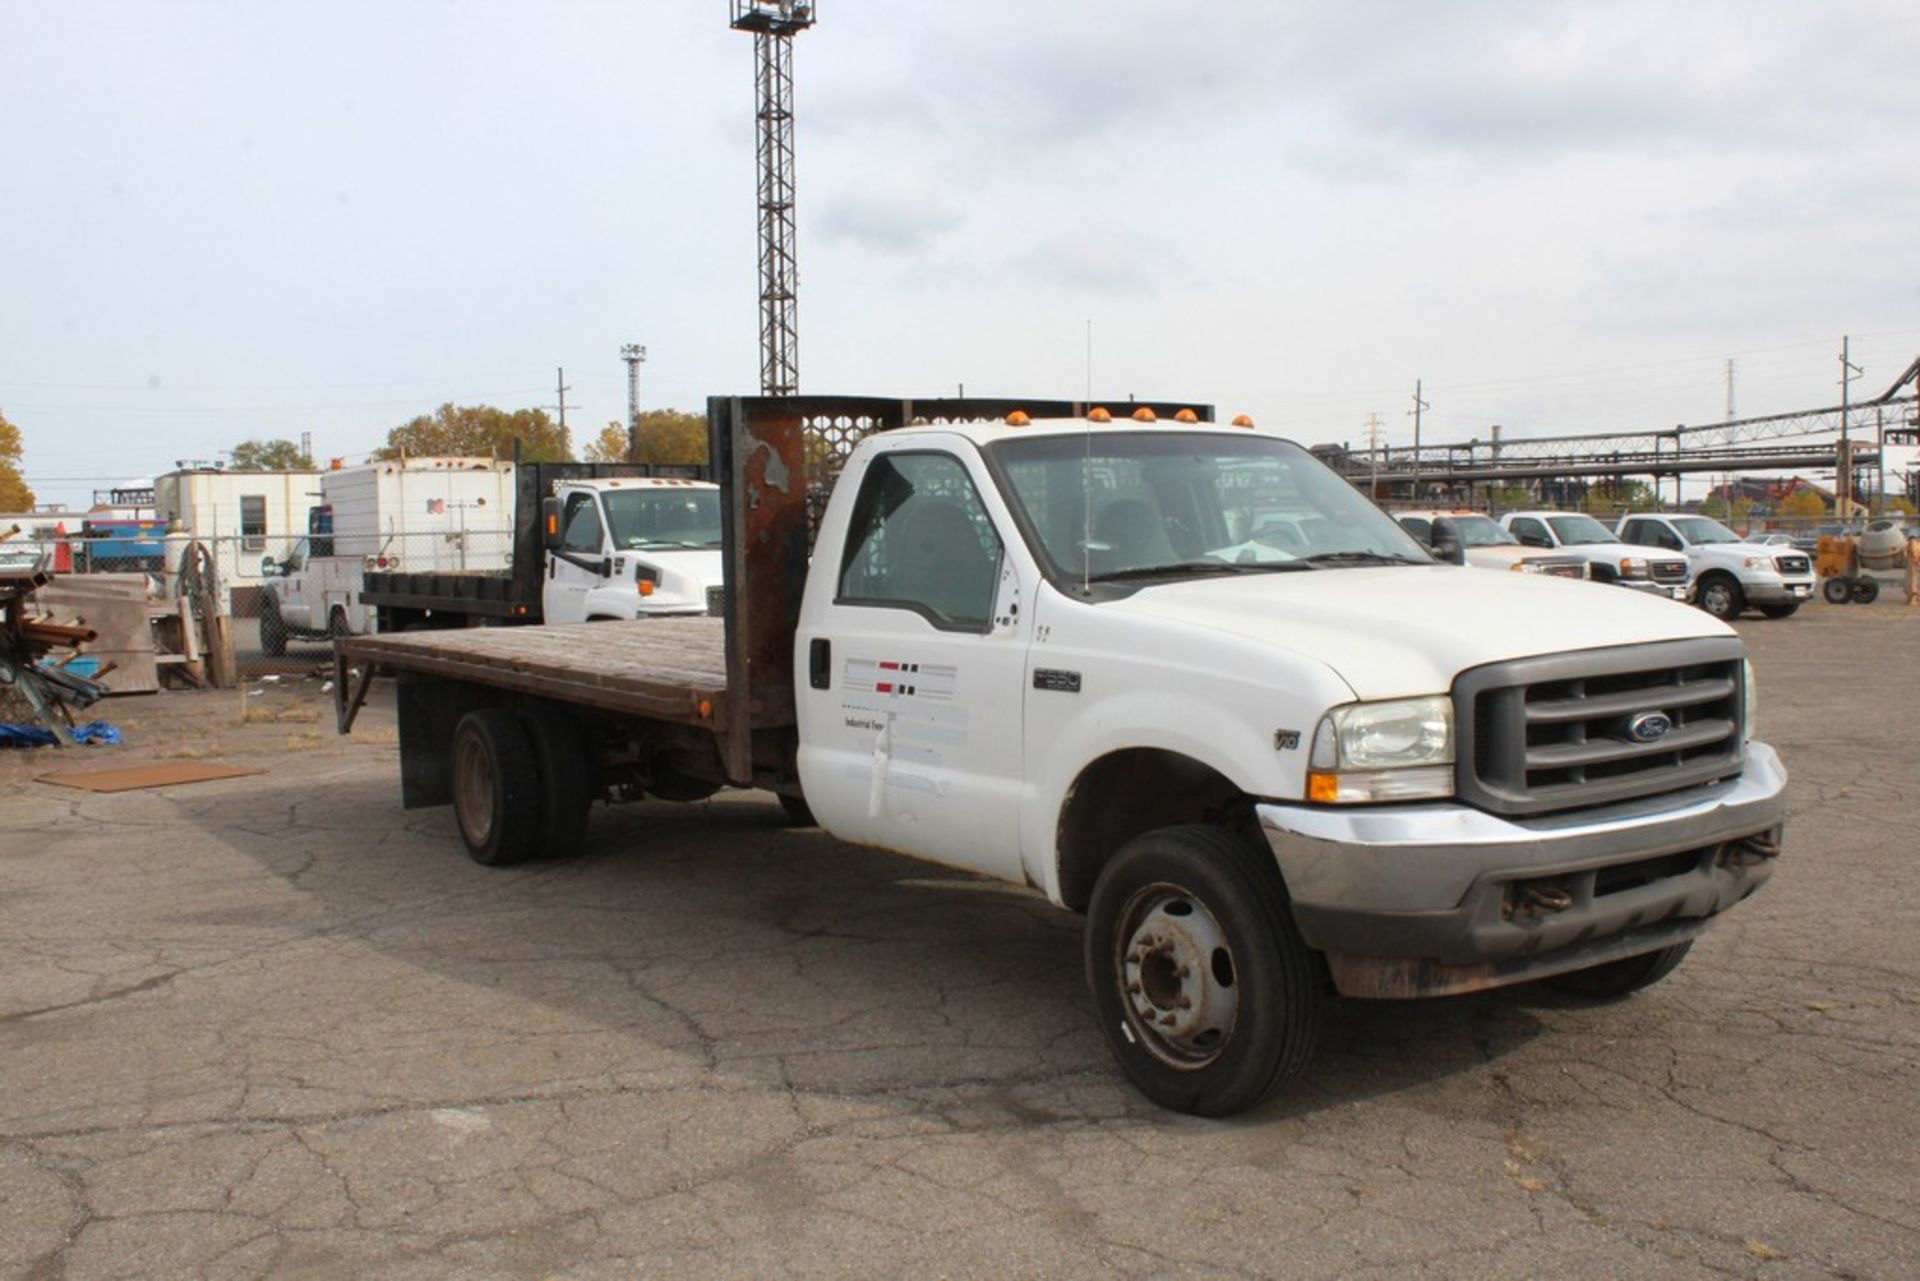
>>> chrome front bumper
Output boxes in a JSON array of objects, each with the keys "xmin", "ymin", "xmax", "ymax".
[{"xmin": 1257, "ymin": 743, "xmax": 1788, "ymax": 997}]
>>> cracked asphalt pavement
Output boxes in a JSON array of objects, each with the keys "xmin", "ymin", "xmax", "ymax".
[{"xmin": 1, "ymin": 602, "xmax": 1916, "ymax": 1279}]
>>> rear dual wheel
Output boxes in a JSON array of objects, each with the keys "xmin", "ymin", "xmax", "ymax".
[{"xmin": 451, "ymin": 706, "xmax": 594, "ymax": 866}]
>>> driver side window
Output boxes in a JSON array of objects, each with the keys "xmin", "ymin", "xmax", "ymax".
[
  {"xmin": 838, "ymin": 452, "xmax": 1003, "ymax": 631},
  {"xmin": 561, "ymin": 493, "xmax": 604, "ymax": 554}
]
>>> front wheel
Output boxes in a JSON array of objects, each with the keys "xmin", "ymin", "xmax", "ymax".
[
  {"xmin": 1696, "ymin": 574, "xmax": 1745, "ymax": 620},
  {"xmin": 1085, "ymin": 825, "xmax": 1324, "ymax": 1117},
  {"xmin": 1759, "ymin": 601, "xmax": 1800, "ymax": 619},
  {"xmin": 1822, "ymin": 577, "xmax": 1852, "ymax": 605},
  {"xmin": 258, "ymin": 599, "xmax": 288, "ymax": 657},
  {"xmin": 1544, "ymin": 941, "xmax": 1692, "ymax": 1000}
]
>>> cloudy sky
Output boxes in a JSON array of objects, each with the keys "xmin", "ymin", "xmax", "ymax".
[{"xmin": 3, "ymin": 1, "xmax": 1917, "ymax": 509}]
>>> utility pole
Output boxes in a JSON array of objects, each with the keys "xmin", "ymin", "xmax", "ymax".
[
  {"xmin": 1363, "ymin": 412, "xmax": 1385, "ymax": 497},
  {"xmin": 622, "ymin": 344, "xmax": 648, "ymax": 462},
  {"xmin": 731, "ymin": 1, "xmax": 817, "ymax": 397},
  {"xmin": 1409, "ymin": 379, "xmax": 1429, "ymax": 496},
  {"xmin": 1839, "ymin": 336, "xmax": 1862, "ymax": 517},
  {"xmin": 546, "ymin": 367, "xmax": 573, "ymax": 440}
]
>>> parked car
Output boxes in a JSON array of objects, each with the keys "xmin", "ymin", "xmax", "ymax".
[{"xmin": 1394, "ymin": 510, "xmax": 1588, "ymax": 578}]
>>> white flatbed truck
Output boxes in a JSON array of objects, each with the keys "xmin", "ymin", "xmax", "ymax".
[{"xmin": 335, "ymin": 394, "xmax": 1787, "ymax": 1116}]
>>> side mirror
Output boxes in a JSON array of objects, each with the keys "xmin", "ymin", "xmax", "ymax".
[
  {"xmin": 1517, "ymin": 533, "xmax": 1551, "ymax": 548},
  {"xmin": 541, "ymin": 497, "xmax": 564, "ymax": 550},
  {"xmin": 260, "ymin": 556, "xmax": 280, "ymax": 577},
  {"xmin": 1431, "ymin": 531, "xmax": 1467, "ymax": 565}
]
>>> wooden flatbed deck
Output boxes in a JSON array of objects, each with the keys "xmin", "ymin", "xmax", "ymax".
[{"xmin": 337, "ymin": 617, "xmax": 729, "ymax": 728}]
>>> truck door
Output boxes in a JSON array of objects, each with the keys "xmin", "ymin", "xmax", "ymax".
[
  {"xmin": 795, "ymin": 447, "xmax": 1030, "ymax": 883},
  {"xmin": 545, "ymin": 491, "xmax": 607, "ymax": 624}
]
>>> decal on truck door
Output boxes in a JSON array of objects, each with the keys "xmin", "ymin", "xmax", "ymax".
[{"xmin": 840, "ymin": 656, "xmax": 969, "ymax": 807}]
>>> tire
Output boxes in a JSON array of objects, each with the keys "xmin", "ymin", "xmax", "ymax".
[
  {"xmin": 1544, "ymin": 941, "xmax": 1693, "ymax": 1000},
  {"xmin": 1085, "ymin": 825, "xmax": 1324, "ymax": 1117},
  {"xmin": 1822, "ymin": 577, "xmax": 1852, "ymax": 605},
  {"xmin": 259, "ymin": 598, "xmax": 288, "ymax": 657},
  {"xmin": 1758, "ymin": 602, "xmax": 1800, "ymax": 619},
  {"xmin": 1852, "ymin": 577, "xmax": 1881, "ymax": 604},
  {"xmin": 451, "ymin": 708, "xmax": 542, "ymax": 866},
  {"xmin": 1695, "ymin": 574, "xmax": 1745, "ymax": 620},
  {"xmin": 520, "ymin": 705, "xmax": 595, "ymax": 860},
  {"xmin": 778, "ymin": 793, "xmax": 817, "ymax": 826}
]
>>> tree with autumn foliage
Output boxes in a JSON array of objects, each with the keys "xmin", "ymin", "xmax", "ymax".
[
  {"xmin": 376, "ymin": 403, "xmax": 572, "ymax": 463},
  {"xmin": 228, "ymin": 438, "xmax": 315, "ymax": 470},
  {"xmin": 583, "ymin": 411, "xmax": 709, "ymax": 465},
  {"xmin": 0, "ymin": 405, "xmax": 35, "ymax": 511}
]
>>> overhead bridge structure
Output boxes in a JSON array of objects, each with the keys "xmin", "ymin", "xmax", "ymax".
[{"xmin": 1319, "ymin": 387, "xmax": 1919, "ymax": 504}]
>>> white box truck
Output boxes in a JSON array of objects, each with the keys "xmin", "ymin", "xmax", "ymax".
[{"xmin": 259, "ymin": 458, "xmax": 514, "ymax": 650}]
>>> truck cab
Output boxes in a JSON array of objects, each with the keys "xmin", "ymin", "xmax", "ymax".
[
  {"xmin": 1615, "ymin": 512, "xmax": 1815, "ymax": 619},
  {"xmin": 1500, "ymin": 510, "xmax": 1689, "ymax": 598},
  {"xmin": 542, "ymin": 477, "xmax": 724, "ymax": 623}
]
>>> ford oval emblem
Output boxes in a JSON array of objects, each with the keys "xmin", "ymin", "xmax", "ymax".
[{"xmin": 1627, "ymin": 711, "xmax": 1673, "ymax": 743}]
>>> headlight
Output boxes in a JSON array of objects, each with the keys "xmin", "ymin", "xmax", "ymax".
[
  {"xmin": 1743, "ymin": 658, "xmax": 1757, "ymax": 742},
  {"xmin": 1307, "ymin": 696, "xmax": 1454, "ymax": 803},
  {"xmin": 1512, "ymin": 560, "xmax": 1545, "ymax": 573},
  {"xmin": 1618, "ymin": 557, "xmax": 1650, "ymax": 580},
  {"xmin": 1742, "ymin": 556, "xmax": 1766, "ymax": 570}
]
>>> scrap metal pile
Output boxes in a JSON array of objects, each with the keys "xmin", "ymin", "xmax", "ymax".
[{"xmin": 0, "ymin": 568, "xmax": 111, "ymax": 745}]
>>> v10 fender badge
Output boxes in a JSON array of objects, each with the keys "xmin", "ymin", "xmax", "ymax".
[
  {"xmin": 1273, "ymin": 730, "xmax": 1301, "ymax": 751},
  {"xmin": 1626, "ymin": 711, "xmax": 1673, "ymax": 743}
]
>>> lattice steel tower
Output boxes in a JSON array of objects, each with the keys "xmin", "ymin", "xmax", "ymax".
[{"xmin": 730, "ymin": 1, "xmax": 815, "ymax": 396}]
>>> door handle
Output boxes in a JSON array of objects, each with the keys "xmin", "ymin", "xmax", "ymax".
[{"xmin": 809, "ymin": 638, "xmax": 831, "ymax": 690}]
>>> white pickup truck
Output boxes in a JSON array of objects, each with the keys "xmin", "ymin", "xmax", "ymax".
[
  {"xmin": 337, "ymin": 395, "xmax": 1787, "ymax": 1117},
  {"xmin": 1499, "ymin": 510, "xmax": 1690, "ymax": 599},
  {"xmin": 1615, "ymin": 512, "xmax": 1816, "ymax": 620}
]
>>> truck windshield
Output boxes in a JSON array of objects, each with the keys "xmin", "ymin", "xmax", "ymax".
[
  {"xmin": 1449, "ymin": 515, "xmax": 1518, "ymax": 547},
  {"xmin": 1546, "ymin": 514, "xmax": 1618, "ymax": 545},
  {"xmin": 1670, "ymin": 516, "xmax": 1740, "ymax": 545},
  {"xmin": 989, "ymin": 431, "xmax": 1431, "ymax": 583},
  {"xmin": 602, "ymin": 488, "xmax": 723, "ymax": 550}
]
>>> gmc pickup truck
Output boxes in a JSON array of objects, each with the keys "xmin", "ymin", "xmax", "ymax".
[{"xmin": 335, "ymin": 395, "xmax": 1787, "ymax": 1117}]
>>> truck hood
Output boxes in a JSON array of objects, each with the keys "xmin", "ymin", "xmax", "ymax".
[{"xmin": 1103, "ymin": 566, "xmax": 1729, "ymax": 701}]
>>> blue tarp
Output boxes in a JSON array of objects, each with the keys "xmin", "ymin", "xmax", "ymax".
[{"xmin": 0, "ymin": 721, "xmax": 122, "ymax": 748}]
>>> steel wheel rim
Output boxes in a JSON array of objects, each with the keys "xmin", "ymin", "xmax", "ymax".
[
  {"xmin": 1703, "ymin": 582, "xmax": 1734, "ymax": 615},
  {"xmin": 452, "ymin": 734, "xmax": 495, "ymax": 847},
  {"xmin": 1115, "ymin": 882, "xmax": 1240, "ymax": 1070}
]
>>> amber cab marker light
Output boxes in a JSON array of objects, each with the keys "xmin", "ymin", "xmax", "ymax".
[
  {"xmin": 1175, "ymin": 408, "xmax": 1199, "ymax": 423},
  {"xmin": 1006, "ymin": 410, "xmax": 1031, "ymax": 426},
  {"xmin": 1131, "ymin": 406, "xmax": 1158, "ymax": 422},
  {"xmin": 1232, "ymin": 413, "xmax": 1256, "ymax": 428},
  {"xmin": 1089, "ymin": 407, "xmax": 1113, "ymax": 423}
]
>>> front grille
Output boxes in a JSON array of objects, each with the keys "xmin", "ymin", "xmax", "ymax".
[
  {"xmin": 1456, "ymin": 638, "xmax": 1746, "ymax": 816},
  {"xmin": 1650, "ymin": 559, "xmax": 1689, "ymax": 583},
  {"xmin": 706, "ymin": 585, "xmax": 726, "ymax": 617},
  {"xmin": 1774, "ymin": 554, "xmax": 1811, "ymax": 577}
]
